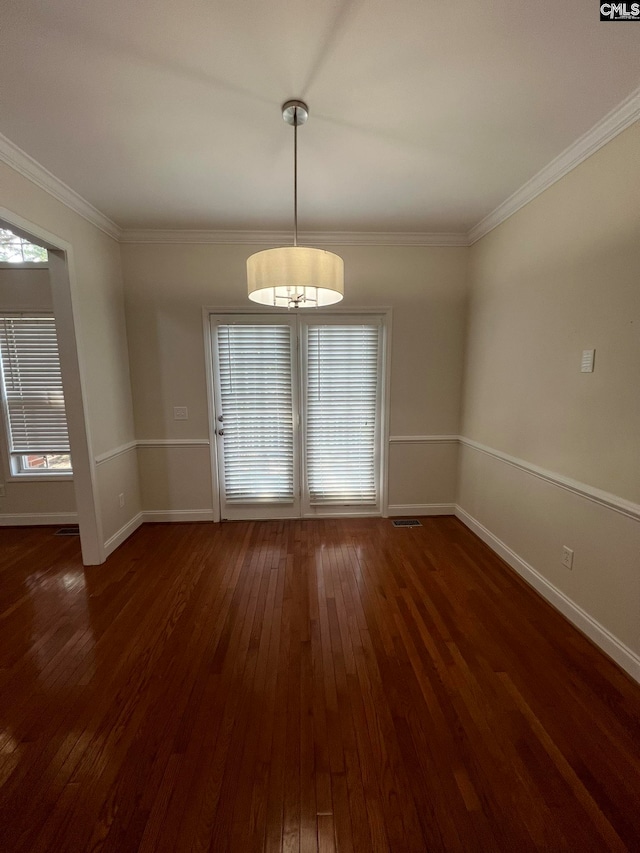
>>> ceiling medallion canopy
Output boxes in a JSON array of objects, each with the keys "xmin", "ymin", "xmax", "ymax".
[{"xmin": 247, "ymin": 100, "xmax": 344, "ymax": 308}]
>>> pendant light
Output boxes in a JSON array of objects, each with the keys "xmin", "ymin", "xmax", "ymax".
[{"xmin": 247, "ymin": 100, "xmax": 344, "ymax": 308}]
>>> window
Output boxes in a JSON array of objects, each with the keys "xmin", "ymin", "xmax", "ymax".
[
  {"xmin": 0, "ymin": 314, "xmax": 72, "ymax": 476},
  {"xmin": 0, "ymin": 228, "xmax": 48, "ymax": 264}
]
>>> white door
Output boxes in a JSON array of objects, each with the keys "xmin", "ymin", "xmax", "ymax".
[
  {"xmin": 210, "ymin": 313, "xmax": 385, "ymax": 521},
  {"xmin": 301, "ymin": 318, "xmax": 383, "ymax": 516}
]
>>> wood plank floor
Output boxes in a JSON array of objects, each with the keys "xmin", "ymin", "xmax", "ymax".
[{"xmin": 0, "ymin": 517, "xmax": 639, "ymax": 852}]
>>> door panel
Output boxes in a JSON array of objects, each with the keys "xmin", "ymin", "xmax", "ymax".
[
  {"xmin": 212, "ymin": 316, "xmax": 300, "ymax": 520},
  {"xmin": 302, "ymin": 320, "xmax": 382, "ymax": 513}
]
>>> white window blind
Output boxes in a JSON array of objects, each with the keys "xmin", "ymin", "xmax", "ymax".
[
  {"xmin": 305, "ymin": 324, "xmax": 379, "ymax": 504},
  {"xmin": 0, "ymin": 315, "xmax": 70, "ymax": 455},
  {"xmin": 216, "ymin": 324, "xmax": 294, "ymax": 502}
]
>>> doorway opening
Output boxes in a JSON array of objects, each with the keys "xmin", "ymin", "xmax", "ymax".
[{"xmin": 0, "ymin": 210, "xmax": 102, "ymax": 564}]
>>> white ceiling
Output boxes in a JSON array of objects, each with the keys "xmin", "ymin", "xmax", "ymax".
[{"xmin": 1, "ymin": 0, "xmax": 638, "ymax": 234}]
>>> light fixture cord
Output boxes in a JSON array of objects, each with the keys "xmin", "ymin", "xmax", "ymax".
[{"xmin": 293, "ymin": 107, "xmax": 298, "ymax": 248}]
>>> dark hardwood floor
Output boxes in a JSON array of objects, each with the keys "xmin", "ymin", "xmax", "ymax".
[{"xmin": 0, "ymin": 517, "xmax": 639, "ymax": 852}]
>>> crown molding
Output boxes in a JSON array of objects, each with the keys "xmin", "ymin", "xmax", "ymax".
[
  {"xmin": 119, "ymin": 228, "xmax": 470, "ymax": 247},
  {"xmin": 120, "ymin": 229, "xmax": 290, "ymax": 245},
  {"xmin": 468, "ymin": 86, "xmax": 640, "ymax": 244},
  {"xmin": 2, "ymin": 85, "xmax": 638, "ymax": 249},
  {"xmin": 0, "ymin": 132, "xmax": 122, "ymax": 241}
]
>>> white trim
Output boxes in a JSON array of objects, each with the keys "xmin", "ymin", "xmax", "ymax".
[
  {"xmin": 388, "ymin": 503, "xmax": 455, "ymax": 516},
  {"xmin": 202, "ymin": 305, "xmax": 393, "ymax": 316},
  {"xmin": 468, "ymin": 87, "xmax": 640, "ymax": 244},
  {"xmin": 454, "ymin": 505, "xmax": 640, "ymax": 684},
  {"xmin": 141, "ymin": 509, "xmax": 215, "ymax": 523},
  {"xmin": 0, "ymin": 512, "xmax": 78, "ymax": 526},
  {"xmin": 0, "ymin": 262, "xmax": 49, "ymax": 269},
  {"xmin": 103, "ymin": 512, "xmax": 144, "ymax": 557},
  {"xmin": 119, "ymin": 229, "xmax": 469, "ymax": 247},
  {"xmin": 389, "ymin": 435, "xmax": 459, "ymax": 444},
  {"xmin": 48, "ymin": 250, "xmax": 105, "ymax": 564},
  {"xmin": 5, "ymin": 472, "xmax": 73, "ymax": 483},
  {"xmin": 94, "ymin": 440, "xmax": 137, "ymax": 465},
  {"xmin": 202, "ymin": 308, "xmax": 222, "ymax": 523},
  {"xmin": 381, "ymin": 312, "xmax": 393, "ymax": 517},
  {"xmin": 136, "ymin": 438, "xmax": 210, "ymax": 448},
  {"xmin": 0, "ymin": 133, "xmax": 121, "ymax": 241},
  {"xmin": 459, "ymin": 437, "xmax": 640, "ymax": 522},
  {"xmin": 303, "ymin": 510, "xmax": 383, "ymax": 519}
]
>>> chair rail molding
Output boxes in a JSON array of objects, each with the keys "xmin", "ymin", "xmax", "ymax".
[{"xmin": 460, "ymin": 437, "xmax": 640, "ymax": 522}]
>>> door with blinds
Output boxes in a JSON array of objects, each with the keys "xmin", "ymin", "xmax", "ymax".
[{"xmin": 210, "ymin": 314, "xmax": 384, "ymax": 521}]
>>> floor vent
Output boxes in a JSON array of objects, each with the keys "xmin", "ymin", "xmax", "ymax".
[
  {"xmin": 55, "ymin": 527, "xmax": 80, "ymax": 536},
  {"xmin": 392, "ymin": 519, "xmax": 422, "ymax": 528}
]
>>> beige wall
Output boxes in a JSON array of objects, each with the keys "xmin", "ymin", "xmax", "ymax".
[
  {"xmin": 462, "ymin": 123, "xmax": 640, "ymax": 502},
  {"xmin": 459, "ymin": 123, "xmax": 640, "ymax": 672},
  {"xmin": 0, "ymin": 161, "xmax": 140, "ymax": 554},
  {"xmin": 121, "ymin": 242, "xmax": 469, "ymax": 515}
]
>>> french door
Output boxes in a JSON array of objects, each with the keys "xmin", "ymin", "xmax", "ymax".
[{"xmin": 210, "ymin": 313, "xmax": 385, "ymax": 521}]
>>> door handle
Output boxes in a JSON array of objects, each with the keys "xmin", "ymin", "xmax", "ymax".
[{"xmin": 217, "ymin": 429, "xmax": 224, "ymax": 436}]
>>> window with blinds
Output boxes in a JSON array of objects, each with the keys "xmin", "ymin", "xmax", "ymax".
[
  {"xmin": 0, "ymin": 314, "xmax": 72, "ymax": 474},
  {"xmin": 305, "ymin": 323, "xmax": 380, "ymax": 504},
  {"xmin": 216, "ymin": 324, "xmax": 294, "ymax": 502}
]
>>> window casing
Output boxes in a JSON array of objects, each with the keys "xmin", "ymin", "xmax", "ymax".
[{"xmin": 0, "ymin": 314, "xmax": 72, "ymax": 478}]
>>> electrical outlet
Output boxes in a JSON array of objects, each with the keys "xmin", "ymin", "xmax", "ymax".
[
  {"xmin": 174, "ymin": 406, "xmax": 188, "ymax": 420},
  {"xmin": 562, "ymin": 546, "xmax": 574, "ymax": 569},
  {"xmin": 0, "ymin": 483, "xmax": 5, "ymax": 497},
  {"xmin": 119, "ymin": 493, "xmax": 125, "ymax": 508}
]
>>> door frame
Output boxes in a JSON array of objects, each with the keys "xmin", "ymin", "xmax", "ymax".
[
  {"xmin": 0, "ymin": 207, "xmax": 104, "ymax": 564},
  {"xmin": 202, "ymin": 306, "xmax": 392, "ymax": 523}
]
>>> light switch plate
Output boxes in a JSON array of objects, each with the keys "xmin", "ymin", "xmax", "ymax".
[{"xmin": 581, "ymin": 350, "xmax": 595, "ymax": 373}]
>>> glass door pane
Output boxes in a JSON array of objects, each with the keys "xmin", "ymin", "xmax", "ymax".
[
  {"xmin": 212, "ymin": 317, "xmax": 300, "ymax": 520},
  {"xmin": 302, "ymin": 319, "xmax": 382, "ymax": 514}
]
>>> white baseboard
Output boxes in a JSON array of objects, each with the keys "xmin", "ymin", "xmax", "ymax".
[
  {"xmin": 387, "ymin": 503, "xmax": 455, "ymax": 517},
  {"xmin": 455, "ymin": 505, "xmax": 640, "ymax": 684},
  {"xmin": 0, "ymin": 512, "xmax": 78, "ymax": 526},
  {"xmin": 103, "ymin": 512, "xmax": 144, "ymax": 558},
  {"xmin": 141, "ymin": 509, "xmax": 215, "ymax": 523}
]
